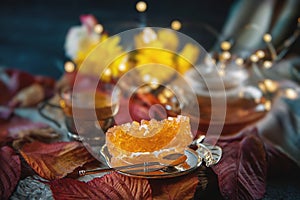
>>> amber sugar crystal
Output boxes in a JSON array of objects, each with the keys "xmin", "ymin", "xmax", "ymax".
[
  {"xmin": 106, "ymin": 115, "xmax": 193, "ymax": 166},
  {"xmin": 107, "ymin": 119, "xmax": 179, "ymax": 152}
]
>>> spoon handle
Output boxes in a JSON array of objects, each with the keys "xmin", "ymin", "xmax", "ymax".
[
  {"xmin": 78, "ymin": 161, "xmax": 161, "ymax": 176},
  {"xmin": 79, "ymin": 155, "xmax": 188, "ymax": 177}
]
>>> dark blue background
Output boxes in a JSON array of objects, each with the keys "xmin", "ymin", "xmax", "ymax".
[{"xmin": 0, "ymin": 0, "xmax": 232, "ymax": 79}]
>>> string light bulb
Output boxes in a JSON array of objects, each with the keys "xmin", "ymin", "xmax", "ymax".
[
  {"xmin": 235, "ymin": 58, "xmax": 244, "ymax": 66},
  {"xmin": 171, "ymin": 20, "xmax": 182, "ymax": 30},
  {"xmin": 263, "ymin": 60, "xmax": 273, "ymax": 69},
  {"xmin": 118, "ymin": 63, "xmax": 127, "ymax": 72},
  {"xmin": 221, "ymin": 51, "xmax": 231, "ymax": 60},
  {"xmin": 103, "ymin": 68, "xmax": 112, "ymax": 77},
  {"xmin": 136, "ymin": 1, "xmax": 147, "ymax": 12},
  {"xmin": 94, "ymin": 24, "xmax": 104, "ymax": 34},
  {"xmin": 263, "ymin": 33, "xmax": 272, "ymax": 43},
  {"xmin": 256, "ymin": 50, "xmax": 265, "ymax": 59},
  {"xmin": 250, "ymin": 54, "xmax": 259, "ymax": 63},
  {"xmin": 64, "ymin": 61, "xmax": 75, "ymax": 73},
  {"xmin": 264, "ymin": 100, "xmax": 272, "ymax": 111},
  {"xmin": 264, "ymin": 79, "xmax": 278, "ymax": 93},
  {"xmin": 220, "ymin": 41, "xmax": 231, "ymax": 51},
  {"xmin": 284, "ymin": 88, "xmax": 298, "ymax": 99}
]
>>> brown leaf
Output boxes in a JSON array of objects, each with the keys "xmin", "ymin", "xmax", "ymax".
[
  {"xmin": 0, "ymin": 69, "xmax": 35, "ymax": 105},
  {"xmin": 19, "ymin": 141, "xmax": 95, "ymax": 180},
  {"xmin": 10, "ymin": 83, "xmax": 45, "ymax": 107},
  {"xmin": 12, "ymin": 127, "xmax": 60, "ymax": 150},
  {"xmin": 0, "ymin": 69, "xmax": 54, "ymax": 107},
  {"xmin": 212, "ymin": 128, "xmax": 267, "ymax": 200},
  {"xmin": 0, "ymin": 115, "xmax": 48, "ymax": 139},
  {"xmin": 49, "ymin": 172, "xmax": 152, "ymax": 200},
  {"xmin": 150, "ymin": 172, "xmax": 199, "ymax": 200},
  {"xmin": 0, "ymin": 146, "xmax": 21, "ymax": 200}
]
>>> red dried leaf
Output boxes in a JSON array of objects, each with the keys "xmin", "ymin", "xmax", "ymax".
[
  {"xmin": 150, "ymin": 172, "xmax": 199, "ymax": 200},
  {"xmin": 0, "ymin": 146, "xmax": 21, "ymax": 200},
  {"xmin": 50, "ymin": 178, "xmax": 109, "ymax": 199},
  {"xmin": 50, "ymin": 172, "xmax": 152, "ymax": 200},
  {"xmin": 212, "ymin": 128, "xmax": 267, "ymax": 200},
  {"xmin": 0, "ymin": 115, "xmax": 48, "ymax": 144},
  {"xmin": 19, "ymin": 141, "xmax": 95, "ymax": 180},
  {"xmin": 0, "ymin": 69, "xmax": 34, "ymax": 105},
  {"xmin": 0, "ymin": 69, "xmax": 54, "ymax": 106},
  {"xmin": 90, "ymin": 172, "xmax": 152, "ymax": 200},
  {"xmin": 0, "ymin": 69, "xmax": 54, "ymax": 121}
]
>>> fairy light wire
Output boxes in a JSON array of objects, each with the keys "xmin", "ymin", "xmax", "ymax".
[{"xmin": 263, "ymin": 33, "xmax": 278, "ymax": 61}]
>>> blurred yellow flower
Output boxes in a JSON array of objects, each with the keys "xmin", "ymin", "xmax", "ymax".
[
  {"xmin": 177, "ymin": 43, "xmax": 200, "ymax": 74},
  {"xmin": 134, "ymin": 28, "xmax": 179, "ymax": 51},
  {"xmin": 133, "ymin": 28, "xmax": 199, "ymax": 83},
  {"xmin": 77, "ymin": 35, "xmax": 125, "ymax": 82},
  {"xmin": 67, "ymin": 22, "xmax": 200, "ymax": 83},
  {"xmin": 135, "ymin": 48, "xmax": 176, "ymax": 83}
]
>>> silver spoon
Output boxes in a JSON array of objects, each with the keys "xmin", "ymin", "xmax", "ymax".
[{"xmin": 78, "ymin": 154, "xmax": 187, "ymax": 176}]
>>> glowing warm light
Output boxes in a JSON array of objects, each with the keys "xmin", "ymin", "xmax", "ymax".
[
  {"xmin": 221, "ymin": 51, "xmax": 231, "ymax": 60},
  {"xmin": 250, "ymin": 54, "xmax": 259, "ymax": 62},
  {"xmin": 143, "ymin": 74, "xmax": 151, "ymax": 82},
  {"xmin": 264, "ymin": 79, "xmax": 278, "ymax": 93},
  {"xmin": 163, "ymin": 89, "xmax": 173, "ymax": 98},
  {"xmin": 104, "ymin": 68, "xmax": 112, "ymax": 76},
  {"xmin": 258, "ymin": 82, "xmax": 266, "ymax": 93},
  {"xmin": 158, "ymin": 94, "xmax": 168, "ymax": 104},
  {"xmin": 94, "ymin": 24, "xmax": 104, "ymax": 34},
  {"xmin": 220, "ymin": 41, "xmax": 231, "ymax": 51},
  {"xmin": 218, "ymin": 69, "xmax": 225, "ymax": 77},
  {"xmin": 284, "ymin": 88, "xmax": 298, "ymax": 99},
  {"xmin": 263, "ymin": 61, "xmax": 273, "ymax": 69},
  {"xmin": 264, "ymin": 100, "xmax": 272, "ymax": 111},
  {"xmin": 235, "ymin": 58, "xmax": 244, "ymax": 66},
  {"xmin": 136, "ymin": 1, "xmax": 147, "ymax": 12},
  {"xmin": 149, "ymin": 80, "xmax": 159, "ymax": 89},
  {"xmin": 256, "ymin": 50, "xmax": 265, "ymax": 59},
  {"xmin": 171, "ymin": 20, "xmax": 182, "ymax": 30},
  {"xmin": 263, "ymin": 34, "xmax": 272, "ymax": 43},
  {"xmin": 64, "ymin": 61, "xmax": 75, "ymax": 72},
  {"xmin": 118, "ymin": 63, "xmax": 127, "ymax": 72}
]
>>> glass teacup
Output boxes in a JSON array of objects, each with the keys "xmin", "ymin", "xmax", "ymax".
[{"xmin": 40, "ymin": 84, "xmax": 120, "ymax": 141}]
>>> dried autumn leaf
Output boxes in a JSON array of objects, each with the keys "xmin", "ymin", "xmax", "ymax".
[
  {"xmin": 10, "ymin": 83, "xmax": 45, "ymax": 107},
  {"xmin": 90, "ymin": 172, "xmax": 152, "ymax": 200},
  {"xmin": 12, "ymin": 127, "xmax": 60, "ymax": 150},
  {"xmin": 50, "ymin": 178, "xmax": 109, "ymax": 199},
  {"xmin": 0, "ymin": 115, "xmax": 48, "ymax": 137},
  {"xmin": 0, "ymin": 69, "xmax": 34, "ymax": 105},
  {"xmin": 0, "ymin": 69, "xmax": 54, "ymax": 106},
  {"xmin": 0, "ymin": 115, "xmax": 49, "ymax": 147},
  {"xmin": 50, "ymin": 172, "xmax": 152, "ymax": 200},
  {"xmin": 150, "ymin": 172, "xmax": 199, "ymax": 200},
  {"xmin": 212, "ymin": 128, "xmax": 267, "ymax": 200},
  {"xmin": 0, "ymin": 146, "xmax": 21, "ymax": 200},
  {"xmin": 19, "ymin": 141, "xmax": 95, "ymax": 180}
]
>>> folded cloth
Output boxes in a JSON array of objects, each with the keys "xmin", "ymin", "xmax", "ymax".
[
  {"xmin": 263, "ymin": 56, "xmax": 300, "ymax": 83},
  {"xmin": 257, "ymin": 82, "xmax": 300, "ymax": 166}
]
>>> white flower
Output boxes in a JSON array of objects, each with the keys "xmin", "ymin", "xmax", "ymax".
[{"xmin": 64, "ymin": 15, "xmax": 101, "ymax": 60}]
